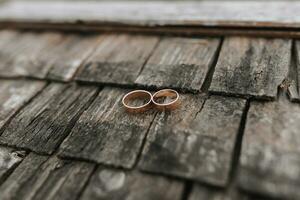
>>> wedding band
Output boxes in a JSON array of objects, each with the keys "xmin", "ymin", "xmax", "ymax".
[
  {"xmin": 152, "ymin": 89, "xmax": 180, "ymax": 111},
  {"xmin": 122, "ymin": 90, "xmax": 152, "ymax": 113}
]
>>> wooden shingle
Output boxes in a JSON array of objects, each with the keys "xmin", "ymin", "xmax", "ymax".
[
  {"xmin": 288, "ymin": 41, "xmax": 300, "ymax": 101},
  {"xmin": 81, "ymin": 167, "xmax": 184, "ymax": 200},
  {"xmin": 76, "ymin": 34, "xmax": 159, "ymax": 85},
  {"xmin": 45, "ymin": 34, "xmax": 103, "ymax": 81},
  {"xmin": 209, "ymin": 37, "xmax": 291, "ymax": 99},
  {"xmin": 135, "ymin": 37, "xmax": 220, "ymax": 92},
  {"xmin": 0, "ymin": 31, "xmax": 64, "ymax": 78},
  {"xmin": 0, "ymin": 147, "xmax": 25, "ymax": 185},
  {"xmin": 0, "ymin": 154, "xmax": 95, "ymax": 200},
  {"xmin": 139, "ymin": 95, "xmax": 246, "ymax": 186},
  {"xmin": 0, "ymin": 31, "xmax": 102, "ymax": 81},
  {"xmin": 59, "ymin": 87, "xmax": 157, "ymax": 168},
  {"xmin": 0, "ymin": 83, "xmax": 98, "ymax": 154},
  {"xmin": 239, "ymin": 92, "xmax": 300, "ymax": 199},
  {"xmin": 0, "ymin": 79, "xmax": 46, "ymax": 132}
]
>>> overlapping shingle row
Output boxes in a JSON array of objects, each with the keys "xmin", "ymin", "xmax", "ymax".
[{"xmin": 0, "ymin": 30, "xmax": 299, "ymax": 200}]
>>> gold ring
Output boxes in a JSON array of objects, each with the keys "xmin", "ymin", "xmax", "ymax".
[
  {"xmin": 122, "ymin": 90, "xmax": 152, "ymax": 113},
  {"xmin": 152, "ymin": 89, "xmax": 180, "ymax": 111}
]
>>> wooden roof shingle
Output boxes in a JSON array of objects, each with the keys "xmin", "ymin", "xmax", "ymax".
[{"xmin": 0, "ymin": 1, "xmax": 300, "ymax": 200}]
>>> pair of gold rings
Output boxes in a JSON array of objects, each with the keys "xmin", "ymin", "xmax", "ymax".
[{"xmin": 122, "ymin": 89, "xmax": 180, "ymax": 113}]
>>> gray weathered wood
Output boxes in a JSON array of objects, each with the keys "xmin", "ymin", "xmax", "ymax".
[
  {"xmin": 189, "ymin": 184, "xmax": 237, "ymax": 200},
  {"xmin": 0, "ymin": 146, "xmax": 25, "ymax": 185},
  {"xmin": 0, "ymin": 153, "xmax": 48, "ymax": 200},
  {"xmin": 188, "ymin": 184, "xmax": 264, "ymax": 200},
  {"xmin": 0, "ymin": 153, "xmax": 95, "ymax": 200},
  {"xmin": 46, "ymin": 34, "xmax": 103, "ymax": 81},
  {"xmin": 0, "ymin": 79, "xmax": 46, "ymax": 131},
  {"xmin": 0, "ymin": 83, "xmax": 98, "ymax": 154},
  {"xmin": 238, "ymin": 92, "xmax": 300, "ymax": 199},
  {"xmin": 139, "ymin": 95, "xmax": 246, "ymax": 186},
  {"xmin": 0, "ymin": 30, "xmax": 18, "ymax": 47},
  {"xmin": 81, "ymin": 167, "xmax": 184, "ymax": 200},
  {"xmin": 209, "ymin": 37, "xmax": 291, "ymax": 99},
  {"xmin": 0, "ymin": 30, "xmax": 102, "ymax": 81},
  {"xmin": 0, "ymin": 31, "xmax": 64, "ymax": 78},
  {"xmin": 135, "ymin": 37, "xmax": 220, "ymax": 92},
  {"xmin": 76, "ymin": 34, "xmax": 159, "ymax": 85},
  {"xmin": 288, "ymin": 41, "xmax": 300, "ymax": 101},
  {"xmin": 2, "ymin": 1, "xmax": 300, "ymax": 29},
  {"xmin": 59, "ymin": 87, "xmax": 156, "ymax": 168}
]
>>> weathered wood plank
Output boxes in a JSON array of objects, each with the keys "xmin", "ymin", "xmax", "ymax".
[
  {"xmin": 238, "ymin": 92, "xmax": 300, "ymax": 199},
  {"xmin": 0, "ymin": 83, "xmax": 98, "ymax": 154},
  {"xmin": 188, "ymin": 184, "xmax": 265, "ymax": 200},
  {"xmin": 0, "ymin": 79, "xmax": 46, "ymax": 132},
  {"xmin": 0, "ymin": 153, "xmax": 95, "ymax": 200},
  {"xmin": 81, "ymin": 167, "xmax": 184, "ymax": 200},
  {"xmin": 59, "ymin": 87, "xmax": 156, "ymax": 168},
  {"xmin": 1, "ymin": 1, "xmax": 300, "ymax": 29},
  {"xmin": 0, "ymin": 30, "xmax": 102, "ymax": 81},
  {"xmin": 0, "ymin": 30, "xmax": 18, "ymax": 47},
  {"xmin": 75, "ymin": 34, "xmax": 159, "ymax": 85},
  {"xmin": 46, "ymin": 34, "xmax": 103, "ymax": 81},
  {"xmin": 288, "ymin": 41, "xmax": 300, "ymax": 101},
  {"xmin": 0, "ymin": 31, "xmax": 64, "ymax": 78},
  {"xmin": 209, "ymin": 37, "xmax": 291, "ymax": 99},
  {"xmin": 139, "ymin": 95, "xmax": 246, "ymax": 186},
  {"xmin": 135, "ymin": 37, "xmax": 220, "ymax": 92},
  {"xmin": 0, "ymin": 146, "xmax": 25, "ymax": 185},
  {"xmin": 189, "ymin": 185, "xmax": 238, "ymax": 200}
]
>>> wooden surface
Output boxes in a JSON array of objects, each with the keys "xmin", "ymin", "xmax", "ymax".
[
  {"xmin": 0, "ymin": 30, "xmax": 102, "ymax": 81},
  {"xmin": 1, "ymin": 2, "xmax": 300, "ymax": 38},
  {"xmin": 238, "ymin": 92, "xmax": 300, "ymax": 199},
  {"xmin": 76, "ymin": 34, "xmax": 159, "ymax": 85},
  {"xmin": 0, "ymin": 28, "xmax": 298, "ymax": 199},
  {"xmin": 45, "ymin": 34, "xmax": 103, "ymax": 81},
  {"xmin": 1, "ymin": 1, "xmax": 300, "ymax": 28},
  {"xmin": 0, "ymin": 147, "xmax": 25, "ymax": 185},
  {"xmin": 0, "ymin": 31, "xmax": 64, "ymax": 78},
  {"xmin": 0, "ymin": 79, "xmax": 45, "ymax": 132},
  {"xmin": 135, "ymin": 37, "xmax": 220, "ymax": 92},
  {"xmin": 209, "ymin": 37, "xmax": 291, "ymax": 99},
  {"xmin": 288, "ymin": 41, "xmax": 300, "ymax": 101},
  {"xmin": 81, "ymin": 167, "xmax": 184, "ymax": 200},
  {"xmin": 0, "ymin": 83, "xmax": 98, "ymax": 154},
  {"xmin": 139, "ymin": 95, "xmax": 246, "ymax": 186},
  {"xmin": 59, "ymin": 87, "xmax": 157, "ymax": 168},
  {"xmin": 0, "ymin": 153, "xmax": 95, "ymax": 200}
]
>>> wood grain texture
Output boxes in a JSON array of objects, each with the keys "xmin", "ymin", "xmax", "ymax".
[
  {"xmin": 188, "ymin": 184, "xmax": 264, "ymax": 200},
  {"xmin": 0, "ymin": 83, "xmax": 98, "ymax": 154},
  {"xmin": 135, "ymin": 37, "xmax": 220, "ymax": 92},
  {"xmin": 0, "ymin": 31, "xmax": 64, "ymax": 78},
  {"xmin": 46, "ymin": 34, "xmax": 103, "ymax": 81},
  {"xmin": 0, "ymin": 79, "xmax": 46, "ymax": 132},
  {"xmin": 81, "ymin": 167, "xmax": 184, "ymax": 200},
  {"xmin": 209, "ymin": 37, "xmax": 291, "ymax": 99},
  {"xmin": 0, "ymin": 153, "xmax": 95, "ymax": 200},
  {"xmin": 0, "ymin": 147, "xmax": 25, "ymax": 185},
  {"xmin": 1, "ymin": 1, "xmax": 300, "ymax": 29},
  {"xmin": 59, "ymin": 87, "xmax": 156, "ymax": 168},
  {"xmin": 76, "ymin": 34, "xmax": 159, "ymax": 85},
  {"xmin": 139, "ymin": 94, "xmax": 246, "ymax": 186},
  {"xmin": 0, "ymin": 30, "xmax": 102, "ymax": 81},
  {"xmin": 238, "ymin": 92, "xmax": 300, "ymax": 199},
  {"xmin": 288, "ymin": 41, "xmax": 300, "ymax": 101}
]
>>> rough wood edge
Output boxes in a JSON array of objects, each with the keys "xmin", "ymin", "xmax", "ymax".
[{"xmin": 2, "ymin": 23, "xmax": 300, "ymax": 39}]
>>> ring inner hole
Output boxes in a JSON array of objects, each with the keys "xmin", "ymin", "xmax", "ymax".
[
  {"xmin": 125, "ymin": 92, "xmax": 151, "ymax": 107},
  {"xmin": 154, "ymin": 91, "xmax": 177, "ymax": 104}
]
